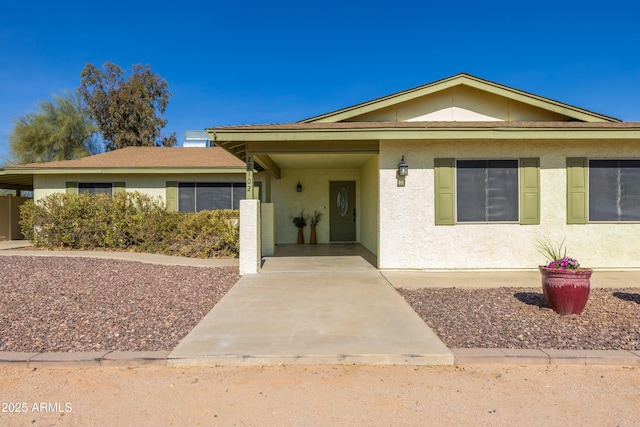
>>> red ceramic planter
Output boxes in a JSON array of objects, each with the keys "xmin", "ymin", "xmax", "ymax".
[{"xmin": 539, "ymin": 267, "xmax": 593, "ymax": 315}]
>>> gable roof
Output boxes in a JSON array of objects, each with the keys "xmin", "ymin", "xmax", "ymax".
[
  {"xmin": 5, "ymin": 146, "xmax": 245, "ymax": 170},
  {"xmin": 299, "ymin": 73, "xmax": 621, "ymax": 124}
]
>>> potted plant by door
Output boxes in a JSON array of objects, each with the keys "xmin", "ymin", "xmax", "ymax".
[
  {"xmin": 536, "ymin": 237, "xmax": 593, "ymax": 315},
  {"xmin": 309, "ymin": 210, "xmax": 322, "ymax": 244},
  {"xmin": 292, "ymin": 210, "xmax": 307, "ymax": 244}
]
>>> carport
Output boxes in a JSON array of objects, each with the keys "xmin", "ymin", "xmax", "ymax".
[{"xmin": 0, "ymin": 168, "xmax": 33, "ymax": 241}]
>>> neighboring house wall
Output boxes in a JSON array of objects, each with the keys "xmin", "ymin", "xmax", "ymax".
[
  {"xmin": 379, "ymin": 139, "xmax": 640, "ymax": 270},
  {"xmin": 33, "ymin": 173, "xmax": 263, "ymax": 205}
]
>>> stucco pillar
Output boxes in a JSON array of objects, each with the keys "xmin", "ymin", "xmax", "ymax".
[
  {"xmin": 261, "ymin": 203, "xmax": 275, "ymax": 256},
  {"xmin": 239, "ymin": 199, "xmax": 261, "ymax": 275}
]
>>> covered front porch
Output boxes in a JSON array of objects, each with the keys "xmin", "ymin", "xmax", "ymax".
[
  {"xmin": 208, "ymin": 128, "xmax": 382, "ymax": 273},
  {"xmin": 269, "ymin": 243, "xmax": 377, "ymax": 267}
]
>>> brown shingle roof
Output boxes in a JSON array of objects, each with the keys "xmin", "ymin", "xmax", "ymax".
[
  {"xmin": 11, "ymin": 146, "xmax": 245, "ymax": 169},
  {"xmin": 210, "ymin": 121, "xmax": 640, "ymax": 131}
]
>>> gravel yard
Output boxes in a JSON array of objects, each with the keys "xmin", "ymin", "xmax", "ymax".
[
  {"xmin": 398, "ymin": 287, "xmax": 640, "ymax": 350},
  {"xmin": 0, "ymin": 256, "xmax": 239, "ymax": 352},
  {"xmin": 2, "ymin": 256, "xmax": 639, "ymax": 352}
]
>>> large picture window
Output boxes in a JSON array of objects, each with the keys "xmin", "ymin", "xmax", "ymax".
[
  {"xmin": 178, "ymin": 182, "xmax": 246, "ymax": 212},
  {"xmin": 589, "ymin": 160, "xmax": 640, "ymax": 221},
  {"xmin": 456, "ymin": 160, "xmax": 519, "ymax": 222}
]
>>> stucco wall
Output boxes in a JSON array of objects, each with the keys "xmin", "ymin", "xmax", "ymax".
[
  {"xmin": 34, "ymin": 173, "xmax": 261, "ymax": 203},
  {"xmin": 351, "ymin": 86, "xmax": 568, "ymax": 122},
  {"xmin": 379, "ymin": 139, "xmax": 640, "ymax": 270},
  {"xmin": 360, "ymin": 155, "xmax": 379, "ymax": 256},
  {"xmin": 271, "ymin": 169, "xmax": 363, "ymax": 244}
]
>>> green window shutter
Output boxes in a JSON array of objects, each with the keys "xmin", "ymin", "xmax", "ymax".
[
  {"xmin": 113, "ymin": 182, "xmax": 126, "ymax": 195},
  {"xmin": 519, "ymin": 158, "xmax": 540, "ymax": 225},
  {"xmin": 434, "ymin": 158, "xmax": 455, "ymax": 225},
  {"xmin": 566, "ymin": 158, "xmax": 588, "ymax": 224},
  {"xmin": 65, "ymin": 182, "xmax": 77, "ymax": 195},
  {"xmin": 166, "ymin": 181, "xmax": 178, "ymax": 212}
]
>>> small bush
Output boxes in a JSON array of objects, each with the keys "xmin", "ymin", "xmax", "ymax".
[{"xmin": 19, "ymin": 192, "xmax": 239, "ymax": 258}]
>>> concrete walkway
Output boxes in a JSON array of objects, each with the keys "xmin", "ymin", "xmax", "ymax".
[{"xmin": 169, "ymin": 256, "xmax": 453, "ymax": 366}]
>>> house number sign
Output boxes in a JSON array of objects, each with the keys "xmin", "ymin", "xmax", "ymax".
[{"xmin": 246, "ymin": 154, "xmax": 253, "ymax": 195}]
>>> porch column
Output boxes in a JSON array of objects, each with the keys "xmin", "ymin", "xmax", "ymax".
[
  {"xmin": 246, "ymin": 151, "xmax": 255, "ymax": 200},
  {"xmin": 239, "ymin": 199, "xmax": 261, "ymax": 275}
]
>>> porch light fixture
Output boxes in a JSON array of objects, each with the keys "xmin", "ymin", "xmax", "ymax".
[
  {"xmin": 398, "ymin": 155, "xmax": 409, "ymax": 177},
  {"xmin": 297, "ymin": 181, "xmax": 302, "ymax": 192}
]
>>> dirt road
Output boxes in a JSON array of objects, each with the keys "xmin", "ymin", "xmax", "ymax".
[{"xmin": 1, "ymin": 364, "xmax": 639, "ymax": 426}]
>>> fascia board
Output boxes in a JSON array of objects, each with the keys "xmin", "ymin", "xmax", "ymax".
[
  {"xmin": 212, "ymin": 128, "xmax": 640, "ymax": 141},
  {"xmin": 6, "ymin": 167, "xmax": 247, "ymax": 175}
]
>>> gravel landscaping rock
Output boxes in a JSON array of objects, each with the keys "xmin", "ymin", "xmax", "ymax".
[
  {"xmin": 398, "ymin": 287, "xmax": 640, "ymax": 350},
  {"xmin": 3, "ymin": 256, "xmax": 639, "ymax": 352},
  {"xmin": 0, "ymin": 256, "xmax": 239, "ymax": 352}
]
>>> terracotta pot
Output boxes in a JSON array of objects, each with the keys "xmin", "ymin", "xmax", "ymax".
[
  {"xmin": 539, "ymin": 266, "xmax": 592, "ymax": 315},
  {"xmin": 310, "ymin": 227, "xmax": 317, "ymax": 244},
  {"xmin": 297, "ymin": 227, "xmax": 304, "ymax": 244}
]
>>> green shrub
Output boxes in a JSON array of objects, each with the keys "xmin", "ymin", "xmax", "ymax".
[
  {"xmin": 166, "ymin": 210, "xmax": 239, "ymax": 258},
  {"xmin": 19, "ymin": 192, "xmax": 239, "ymax": 258}
]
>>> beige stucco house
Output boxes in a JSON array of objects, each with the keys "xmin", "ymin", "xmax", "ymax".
[
  {"xmin": 3, "ymin": 73, "xmax": 640, "ymax": 271},
  {"xmin": 208, "ymin": 73, "xmax": 640, "ymax": 272},
  {"xmin": 0, "ymin": 146, "xmax": 255, "ymax": 219}
]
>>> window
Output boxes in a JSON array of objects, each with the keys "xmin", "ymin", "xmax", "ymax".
[
  {"xmin": 78, "ymin": 183, "xmax": 113, "ymax": 195},
  {"xmin": 178, "ymin": 182, "xmax": 247, "ymax": 212},
  {"xmin": 434, "ymin": 158, "xmax": 539, "ymax": 225},
  {"xmin": 456, "ymin": 160, "xmax": 519, "ymax": 222},
  {"xmin": 589, "ymin": 160, "xmax": 640, "ymax": 221}
]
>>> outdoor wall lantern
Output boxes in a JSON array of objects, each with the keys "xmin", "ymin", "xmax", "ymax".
[
  {"xmin": 398, "ymin": 155, "xmax": 409, "ymax": 177},
  {"xmin": 297, "ymin": 181, "xmax": 302, "ymax": 192}
]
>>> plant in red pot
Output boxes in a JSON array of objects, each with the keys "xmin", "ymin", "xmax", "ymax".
[{"xmin": 536, "ymin": 237, "xmax": 593, "ymax": 315}]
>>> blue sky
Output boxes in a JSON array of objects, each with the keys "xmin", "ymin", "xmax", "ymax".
[{"xmin": 1, "ymin": 0, "xmax": 639, "ymax": 164}]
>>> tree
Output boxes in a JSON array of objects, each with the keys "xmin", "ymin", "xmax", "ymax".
[
  {"xmin": 79, "ymin": 62, "xmax": 177, "ymax": 151},
  {"xmin": 9, "ymin": 91, "xmax": 99, "ymax": 164}
]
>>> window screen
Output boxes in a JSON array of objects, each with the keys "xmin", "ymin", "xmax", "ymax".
[
  {"xmin": 178, "ymin": 183, "xmax": 196, "ymax": 212},
  {"xmin": 456, "ymin": 160, "xmax": 518, "ymax": 222},
  {"xmin": 78, "ymin": 183, "xmax": 113, "ymax": 195},
  {"xmin": 589, "ymin": 160, "xmax": 640, "ymax": 221},
  {"xmin": 178, "ymin": 182, "xmax": 247, "ymax": 212}
]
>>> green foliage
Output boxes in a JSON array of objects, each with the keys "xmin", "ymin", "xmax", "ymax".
[
  {"xmin": 535, "ymin": 236, "xmax": 569, "ymax": 262},
  {"xmin": 9, "ymin": 91, "xmax": 99, "ymax": 164},
  {"xmin": 19, "ymin": 192, "xmax": 239, "ymax": 258},
  {"xmin": 292, "ymin": 210, "xmax": 307, "ymax": 228},
  {"xmin": 79, "ymin": 62, "xmax": 177, "ymax": 151},
  {"xmin": 167, "ymin": 210, "xmax": 239, "ymax": 258}
]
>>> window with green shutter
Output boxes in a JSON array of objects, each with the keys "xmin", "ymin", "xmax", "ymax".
[
  {"xmin": 166, "ymin": 181, "xmax": 178, "ymax": 212},
  {"xmin": 113, "ymin": 182, "xmax": 126, "ymax": 195},
  {"xmin": 566, "ymin": 158, "xmax": 587, "ymax": 224},
  {"xmin": 520, "ymin": 158, "xmax": 540, "ymax": 225},
  {"xmin": 434, "ymin": 158, "xmax": 455, "ymax": 225},
  {"xmin": 434, "ymin": 158, "xmax": 540, "ymax": 225},
  {"xmin": 65, "ymin": 182, "xmax": 78, "ymax": 195}
]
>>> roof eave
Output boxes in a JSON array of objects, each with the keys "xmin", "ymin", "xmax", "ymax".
[{"xmin": 210, "ymin": 127, "xmax": 640, "ymax": 142}]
